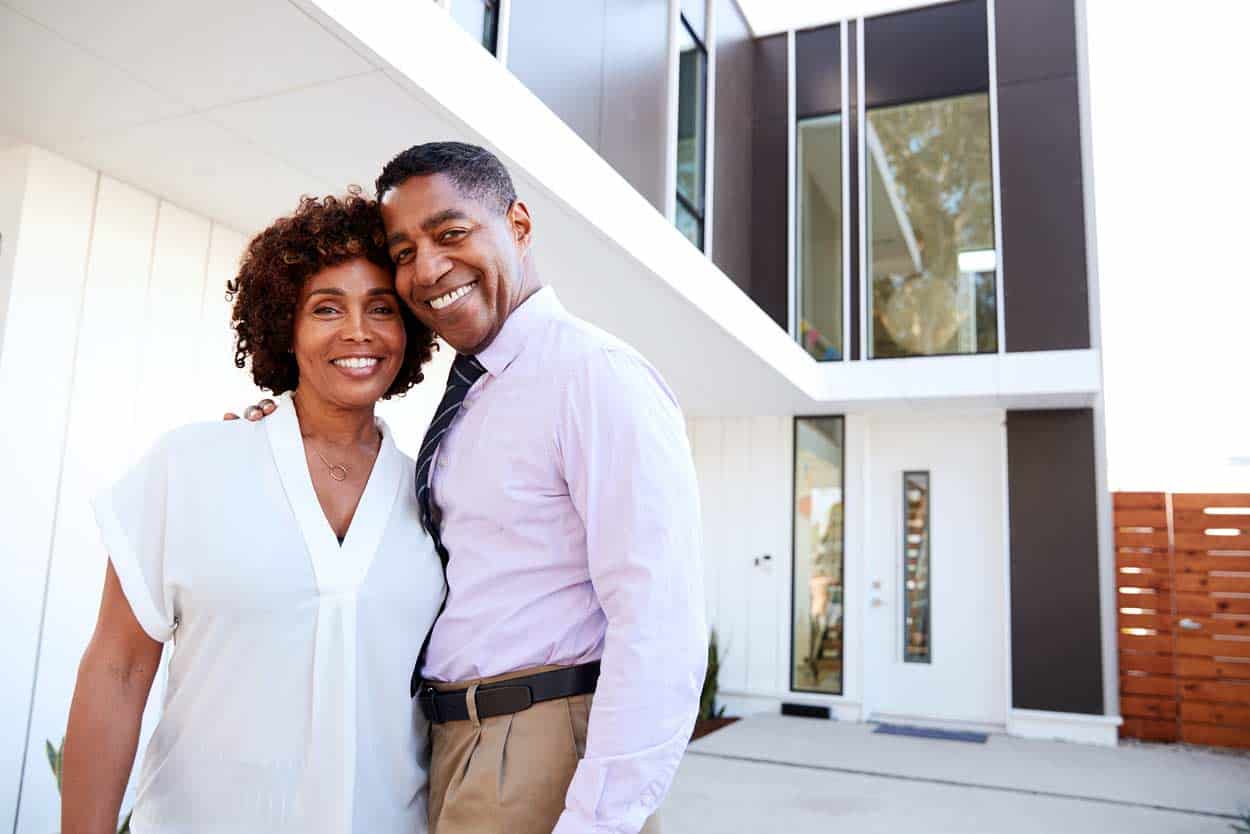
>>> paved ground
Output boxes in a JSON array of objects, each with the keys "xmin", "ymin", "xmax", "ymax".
[{"xmin": 663, "ymin": 716, "xmax": 1250, "ymax": 833}]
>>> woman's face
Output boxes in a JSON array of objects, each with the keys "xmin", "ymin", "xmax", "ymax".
[{"xmin": 291, "ymin": 258, "xmax": 407, "ymax": 410}]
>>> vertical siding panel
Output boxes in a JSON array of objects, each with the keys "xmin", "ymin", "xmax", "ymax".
[
  {"xmin": 691, "ymin": 418, "xmax": 723, "ymax": 657},
  {"xmin": 131, "ymin": 203, "xmax": 212, "ymax": 448},
  {"xmin": 718, "ymin": 418, "xmax": 750, "ymax": 692},
  {"xmin": 0, "ymin": 149, "xmax": 97, "ymax": 831},
  {"xmin": 745, "ymin": 416, "xmax": 781, "ymax": 692},
  {"xmin": 15, "ymin": 178, "xmax": 160, "ymax": 834},
  {"xmin": 772, "ymin": 416, "xmax": 793, "ymax": 695},
  {"xmin": 194, "ymin": 224, "xmax": 256, "ymax": 418}
]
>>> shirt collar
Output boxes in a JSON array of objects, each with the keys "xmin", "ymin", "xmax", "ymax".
[{"xmin": 474, "ymin": 285, "xmax": 561, "ymax": 377}]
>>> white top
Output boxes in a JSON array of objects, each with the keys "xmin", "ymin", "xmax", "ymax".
[
  {"xmin": 422, "ymin": 288, "xmax": 707, "ymax": 834},
  {"xmin": 93, "ymin": 393, "xmax": 443, "ymax": 834}
]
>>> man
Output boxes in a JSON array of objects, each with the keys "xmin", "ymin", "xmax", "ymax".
[{"xmin": 242, "ymin": 142, "xmax": 706, "ymax": 834}]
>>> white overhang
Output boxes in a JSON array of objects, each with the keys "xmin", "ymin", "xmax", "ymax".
[{"xmin": 0, "ymin": 0, "xmax": 1098, "ymax": 417}]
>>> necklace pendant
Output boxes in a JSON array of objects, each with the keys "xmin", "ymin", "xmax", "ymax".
[{"xmin": 329, "ymin": 464, "xmax": 349, "ymax": 482}]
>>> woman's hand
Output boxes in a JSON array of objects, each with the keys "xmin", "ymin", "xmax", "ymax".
[
  {"xmin": 61, "ymin": 563, "xmax": 163, "ymax": 834},
  {"xmin": 222, "ymin": 398, "xmax": 277, "ymax": 422}
]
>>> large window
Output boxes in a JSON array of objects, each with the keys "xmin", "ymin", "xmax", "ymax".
[
  {"xmin": 867, "ymin": 93, "xmax": 997, "ymax": 358},
  {"xmin": 675, "ymin": 15, "xmax": 707, "ymax": 249},
  {"xmin": 449, "ymin": 0, "xmax": 499, "ymax": 54},
  {"xmin": 792, "ymin": 417, "xmax": 845, "ymax": 694},
  {"xmin": 797, "ymin": 116, "xmax": 844, "ymax": 361}
]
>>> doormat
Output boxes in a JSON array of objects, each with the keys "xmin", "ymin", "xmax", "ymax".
[{"xmin": 872, "ymin": 723, "xmax": 988, "ymax": 744}]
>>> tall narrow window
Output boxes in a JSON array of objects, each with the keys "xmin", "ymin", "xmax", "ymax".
[
  {"xmin": 798, "ymin": 116, "xmax": 844, "ymax": 361},
  {"xmin": 795, "ymin": 24, "xmax": 844, "ymax": 361},
  {"xmin": 902, "ymin": 471, "xmax": 931, "ymax": 663},
  {"xmin": 792, "ymin": 417, "xmax": 845, "ymax": 694},
  {"xmin": 450, "ymin": 0, "xmax": 500, "ymax": 54},
  {"xmin": 863, "ymin": 0, "xmax": 997, "ymax": 359},
  {"xmin": 675, "ymin": 15, "xmax": 707, "ymax": 249}
]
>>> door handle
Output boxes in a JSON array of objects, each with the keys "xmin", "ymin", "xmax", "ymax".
[{"xmin": 870, "ymin": 598, "xmax": 884, "ymax": 608}]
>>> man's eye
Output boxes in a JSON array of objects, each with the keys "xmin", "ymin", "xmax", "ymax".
[{"xmin": 439, "ymin": 229, "xmax": 466, "ymax": 244}]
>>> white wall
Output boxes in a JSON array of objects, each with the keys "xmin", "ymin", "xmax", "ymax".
[
  {"xmin": 1086, "ymin": 0, "xmax": 1250, "ymax": 492},
  {"xmin": 0, "ymin": 145, "xmax": 449, "ymax": 832}
]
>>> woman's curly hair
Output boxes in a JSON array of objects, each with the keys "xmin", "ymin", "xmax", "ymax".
[{"xmin": 227, "ymin": 188, "xmax": 435, "ymax": 398}]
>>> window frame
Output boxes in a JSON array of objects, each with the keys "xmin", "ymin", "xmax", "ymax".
[{"xmin": 674, "ymin": 12, "xmax": 708, "ymax": 250}]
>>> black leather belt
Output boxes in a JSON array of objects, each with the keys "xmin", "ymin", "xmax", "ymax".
[{"xmin": 416, "ymin": 661, "xmax": 601, "ymax": 724}]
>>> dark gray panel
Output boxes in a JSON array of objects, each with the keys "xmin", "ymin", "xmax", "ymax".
[
  {"xmin": 751, "ymin": 34, "xmax": 789, "ymax": 329},
  {"xmin": 864, "ymin": 0, "xmax": 989, "ymax": 109},
  {"xmin": 995, "ymin": 0, "xmax": 1078, "ymax": 85},
  {"xmin": 680, "ymin": 0, "xmax": 707, "ymax": 43},
  {"xmin": 1006, "ymin": 409, "xmax": 1104, "ymax": 716},
  {"xmin": 999, "ymin": 75, "xmax": 1090, "ymax": 351},
  {"xmin": 506, "ymin": 0, "xmax": 606, "ymax": 152},
  {"xmin": 711, "ymin": 0, "xmax": 754, "ymax": 294},
  {"xmin": 796, "ymin": 24, "xmax": 841, "ymax": 119},
  {"xmin": 601, "ymin": 0, "xmax": 672, "ymax": 212}
]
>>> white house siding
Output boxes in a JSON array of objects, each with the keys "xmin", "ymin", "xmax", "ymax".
[{"xmin": 0, "ymin": 144, "xmax": 452, "ymax": 832}]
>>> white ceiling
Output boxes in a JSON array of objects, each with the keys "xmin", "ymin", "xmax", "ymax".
[{"xmin": 735, "ymin": 0, "xmax": 948, "ymax": 35}]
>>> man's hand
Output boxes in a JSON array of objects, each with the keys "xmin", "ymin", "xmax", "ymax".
[{"xmin": 222, "ymin": 398, "xmax": 278, "ymax": 422}]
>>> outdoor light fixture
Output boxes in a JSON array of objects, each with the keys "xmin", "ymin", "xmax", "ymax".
[{"xmin": 957, "ymin": 249, "xmax": 997, "ymax": 274}]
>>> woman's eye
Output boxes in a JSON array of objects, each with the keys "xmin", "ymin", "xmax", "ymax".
[
  {"xmin": 314, "ymin": 305, "xmax": 339, "ymax": 315},
  {"xmin": 370, "ymin": 305, "xmax": 395, "ymax": 315},
  {"xmin": 393, "ymin": 249, "xmax": 414, "ymax": 265}
]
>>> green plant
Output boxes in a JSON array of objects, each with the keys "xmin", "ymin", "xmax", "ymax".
[
  {"xmin": 46, "ymin": 737, "xmax": 132, "ymax": 834},
  {"xmin": 698, "ymin": 629, "xmax": 726, "ymax": 721}
]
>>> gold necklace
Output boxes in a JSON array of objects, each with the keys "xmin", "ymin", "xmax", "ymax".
[{"xmin": 312, "ymin": 448, "xmax": 350, "ymax": 482}]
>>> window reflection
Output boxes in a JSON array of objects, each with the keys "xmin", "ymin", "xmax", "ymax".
[
  {"xmin": 867, "ymin": 93, "xmax": 997, "ymax": 358},
  {"xmin": 903, "ymin": 471, "xmax": 931, "ymax": 663},
  {"xmin": 792, "ymin": 417, "xmax": 845, "ymax": 694},
  {"xmin": 675, "ymin": 16, "xmax": 706, "ymax": 249},
  {"xmin": 797, "ymin": 116, "xmax": 844, "ymax": 361}
]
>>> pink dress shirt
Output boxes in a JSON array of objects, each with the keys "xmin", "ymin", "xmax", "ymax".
[{"xmin": 422, "ymin": 287, "xmax": 707, "ymax": 833}]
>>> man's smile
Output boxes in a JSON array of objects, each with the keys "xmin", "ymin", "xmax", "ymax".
[{"xmin": 428, "ymin": 280, "xmax": 479, "ymax": 311}]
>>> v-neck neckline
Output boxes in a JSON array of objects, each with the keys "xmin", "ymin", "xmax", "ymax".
[{"xmin": 266, "ymin": 392, "xmax": 404, "ymax": 594}]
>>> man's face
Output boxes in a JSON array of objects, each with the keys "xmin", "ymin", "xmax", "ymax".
[{"xmin": 380, "ymin": 173, "xmax": 531, "ymax": 355}]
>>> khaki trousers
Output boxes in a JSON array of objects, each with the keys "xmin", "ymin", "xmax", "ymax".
[{"xmin": 427, "ymin": 665, "xmax": 661, "ymax": 834}]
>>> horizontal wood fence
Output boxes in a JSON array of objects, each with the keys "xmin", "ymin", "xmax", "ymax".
[{"xmin": 1115, "ymin": 492, "xmax": 1250, "ymax": 749}]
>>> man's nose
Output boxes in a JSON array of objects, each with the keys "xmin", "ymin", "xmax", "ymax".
[{"xmin": 414, "ymin": 247, "xmax": 451, "ymax": 288}]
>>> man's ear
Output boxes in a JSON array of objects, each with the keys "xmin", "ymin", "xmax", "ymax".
[{"xmin": 508, "ymin": 200, "xmax": 533, "ymax": 255}]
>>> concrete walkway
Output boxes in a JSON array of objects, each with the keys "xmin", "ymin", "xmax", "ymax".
[{"xmin": 664, "ymin": 716, "xmax": 1250, "ymax": 833}]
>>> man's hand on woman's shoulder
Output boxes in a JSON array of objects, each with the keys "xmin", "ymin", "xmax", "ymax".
[{"xmin": 222, "ymin": 398, "xmax": 278, "ymax": 422}]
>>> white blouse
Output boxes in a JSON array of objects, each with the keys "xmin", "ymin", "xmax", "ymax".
[{"xmin": 93, "ymin": 393, "xmax": 443, "ymax": 834}]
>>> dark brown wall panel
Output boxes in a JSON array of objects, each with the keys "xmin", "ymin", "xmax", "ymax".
[
  {"xmin": 998, "ymin": 75, "xmax": 1090, "ymax": 351},
  {"xmin": 1006, "ymin": 409, "xmax": 1104, "ymax": 716},
  {"xmin": 712, "ymin": 0, "xmax": 754, "ymax": 294},
  {"xmin": 507, "ymin": 0, "xmax": 606, "ymax": 150},
  {"xmin": 796, "ymin": 25, "xmax": 841, "ymax": 119},
  {"xmin": 751, "ymin": 34, "xmax": 789, "ymax": 329},
  {"xmin": 996, "ymin": 0, "xmax": 1089, "ymax": 352},
  {"xmin": 600, "ymin": 0, "xmax": 672, "ymax": 212},
  {"xmin": 508, "ymin": 0, "xmax": 669, "ymax": 213},
  {"xmin": 995, "ymin": 0, "xmax": 1078, "ymax": 85},
  {"xmin": 864, "ymin": 0, "xmax": 988, "ymax": 109}
]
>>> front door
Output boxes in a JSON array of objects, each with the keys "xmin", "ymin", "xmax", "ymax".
[{"xmin": 862, "ymin": 413, "xmax": 1007, "ymax": 727}]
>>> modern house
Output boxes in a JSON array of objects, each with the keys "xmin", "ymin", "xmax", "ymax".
[{"xmin": 0, "ymin": 0, "xmax": 1114, "ymax": 829}]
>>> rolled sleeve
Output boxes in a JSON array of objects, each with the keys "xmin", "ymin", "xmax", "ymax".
[
  {"xmin": 556, "ymin": 347, "xmax": 707, "ymax": 833},
  {"xmin": 92, "ymin": 436, "xmax": 177, "ymax": 643}
]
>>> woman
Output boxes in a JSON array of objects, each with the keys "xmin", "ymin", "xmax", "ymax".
[{"xmin": 61, "ymin": 191, "xmax": 442, "ymax": 834}]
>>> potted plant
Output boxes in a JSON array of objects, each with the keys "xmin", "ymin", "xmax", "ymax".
[{"xmin": 692, "ymin": 629, "xmax": 737, "ymax": 740}]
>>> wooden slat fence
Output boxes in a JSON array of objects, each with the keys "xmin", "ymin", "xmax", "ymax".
[{"xmin": 1115, "ymin": 492, "xmax": 1250, "ymax": 749}]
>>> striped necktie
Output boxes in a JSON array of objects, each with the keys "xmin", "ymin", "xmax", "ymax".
[
  {"xmin": 416, "ymin": 352, "xmax": 487, "ymax": 564},
  {"xmin": 411, "ymin": 353, "xmax": 486, "ymax": 696}
]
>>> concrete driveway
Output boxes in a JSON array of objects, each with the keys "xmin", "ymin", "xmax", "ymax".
[{"xmin": 664, "ymin": 716, "xmax": 1250, "ymax": 833}]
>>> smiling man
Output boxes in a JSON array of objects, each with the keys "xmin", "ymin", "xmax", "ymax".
[{"xmin": 376, "ymin": 142, "xmax": 706, "ymax": 834}]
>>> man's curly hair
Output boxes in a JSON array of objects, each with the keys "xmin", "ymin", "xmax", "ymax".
[{"xmin": 227, "ymin": 188, "xmax": 436, "ymax": 397}]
